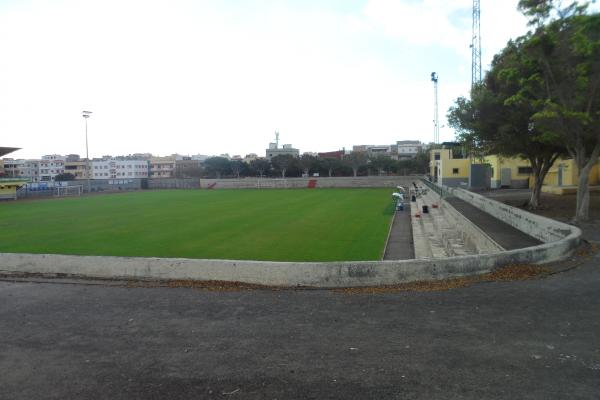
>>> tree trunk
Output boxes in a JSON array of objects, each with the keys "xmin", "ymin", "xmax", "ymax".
[
  {"xmin": 575, "ymin": 163, "xmax": 592, "ymax": 222},
  {"xmin": 574, "ymin": 141, "xmax": 600, "ymax": 223},
  {"xmin": 352, "ymin": 167, "xmax": 358, "ymax": 177},
  {"xmin": 281, "ymin": 169, "xmax": 286, "ymax": 179},
  {"xmin": 529, "ymin": 176, "xmax": 544, "ymax": 210},
  {"xmin": 328, "ymin": 168, "xmax": 333, "ymax": 177},
  {"xmin": 527, "ymin": 156, "xmax": 557, "ymax": 210}
]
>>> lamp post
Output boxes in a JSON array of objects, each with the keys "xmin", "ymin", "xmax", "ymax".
[{"xmin": 82, "ymin": 111, "xmax": 92, "ymax": 194}]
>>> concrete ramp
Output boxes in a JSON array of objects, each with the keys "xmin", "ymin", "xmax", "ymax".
[{"xmin": 445, "ymin": 197, "xmax": 542, "ymax": 250}]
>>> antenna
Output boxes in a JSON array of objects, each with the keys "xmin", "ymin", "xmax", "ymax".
[
  {"xmin": 431, "ymin": 72, "xmax": 439, "ymax": 144},
  {"xmin": 471, "ymin": 0, "xmax": 482, "ymax": 89}
]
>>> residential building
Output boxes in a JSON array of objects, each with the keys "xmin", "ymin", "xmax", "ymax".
[
  {"xmin": 429, "ymin": 145, "xmax": 470, "ymax": 187},
  {"xmin": 396, "ymin": 141, "xmax": 424, "ymax": 159},
  {"xmin": 92, "ymin": 159, "xmax": 149, "ymax": 179},
  {"xmin": 266, "ymin": 142, "xmax": 300, "ymax": 160},
  {"xmin": 318, "ymin": 150, "xmax": 344, "ymax": 160},
  {"xmin": 174, "ymin": 158, "xmax": 201, "ymax": 178},
  {"xmin": 352, "ymin": 145, "xmax": 394, "ymax": 158},
  {"xmin": 39, "ymin": 155, "xmax": 65, "ymax": 181},
  {"xmin": 243, "ymin": 153, "xmax": 258, "ymax": 163},
  {"xmin": 64, "ymin": 159, "xmax": 89, "ymax": 180},
  {"xmin": 149, "ymin": 156, "xmax": 176, "ymax": 178}
]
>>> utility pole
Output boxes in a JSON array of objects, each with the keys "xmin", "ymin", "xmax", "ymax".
[
  {"xmin": 431, "ymin": 72, "xmax": 439, "ymax": 144},
  {"xmin": 471, "ymin": 0, "xmax": 482, "ymax": 89},
  {"xmin": 82, "ymin": 110, "xmax": 92, "ymax": 194}
]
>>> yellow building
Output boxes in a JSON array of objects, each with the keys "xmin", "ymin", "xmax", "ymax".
[
  {"xmin": 457, "ymin": 151, "xmax": 600, "ymax": 194},
  {"xmin": 542, "ymin": 158, "xmax": 600, "ymax": 194},
  {"xmin": 0, "ymin": 178, "xmax": 29, "ymax": 200},
  {"xmin": 429, "ymin": 147, "xmax": 470, "ymax": 187},
  {"xmin": 64, "ymin": 160, "xmax": 89, "ymax": 180},
  {"xmin": 0, "ymin": 147, "xmax": 26, "ymax": 200},
  {"xmin": 478, "ymin": 155, "xmax": 533, "ymax": 189}
]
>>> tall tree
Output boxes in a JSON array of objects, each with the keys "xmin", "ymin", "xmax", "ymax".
[
  {"xmin": 271, "ymin": 154, "xmax": 295, "ymax": 178},
  {"xmin": 230, "ymin": 160, "xmax": 244, "ymax": 179},
  {"xmin": 448, "ymin": 36, "xmax": 566, "ymax": 209},
  {"xmin": 344, "ymin": 151, "xmax": 369, "ymax": 177},
  {"xmin": 518, "ymin": 1, "xmax": 600, "ymax": 220},
  {"xmin": 319, "ymin": 157, "xmax": 341, "ymax": 177},
  {"xmin": 203, "ymin": 157, "xmax": 230, "ymax": 179},
  {"xmin": 250, "ymin": 158, "xmax": 271, "ymax": 177},
  {"xmin": 369, "ymin": 155, "xmax": 395, "ymax": 175},
  {"xmin": 299, "ymin": 154, "xmax": 318, "ymax": 177}
]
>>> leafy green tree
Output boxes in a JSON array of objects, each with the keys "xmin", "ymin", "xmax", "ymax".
[
  {"xmin": 319, "ymin": 157, "xmax": 342, "ymax": 177},
  {"xmin": 448, "ymin": 37, "xmax": 565, "ymax": 209},
  {"xmin": 230, "ymin": 160, "xmax": 244, "ymax": 179},
  {"xmin": 299, "ymin": 154, "xmax": 318, "ymax": 177},
  {"xmin": 369, "ymin": 155, "xmax": 395, "ymax": 175},
  {"xmin": 203, "ymin": 157, "xmax": 230, "ymax": 179},
  {"xmin": 271, "ymin": 154, "xmax": 296, "ymax": 178},
  {"xmin": 250, "ymin": 158, "xmax": 271, "ymax": 177},
  {"xmin": 54, "ymin": 173, "xmax": 76, "ymax": 181},
  {"xmin": 344, "ymin": 151, "xmax": 369, "ymax": 177},
  {"xmin": 517, "ymin": 1, "xmax": 600, "ymax": 220}
]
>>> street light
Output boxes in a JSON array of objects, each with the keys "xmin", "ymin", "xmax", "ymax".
[{"xmin": 82, "ymin": 110, "xmax": 92, "ymax": 194}]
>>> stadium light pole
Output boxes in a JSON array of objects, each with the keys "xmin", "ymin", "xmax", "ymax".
[{"xmin": 82, "ymin": 111, "xmax": 92, "ymax": 194}]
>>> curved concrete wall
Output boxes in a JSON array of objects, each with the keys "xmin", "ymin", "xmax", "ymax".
[
  {"xmin": 441, "ymin": 185, "xmax": 579, "ymax": 245},
  {"xmin": 0, "ymin": 181, "xmax": 581, "ymax": 287}
]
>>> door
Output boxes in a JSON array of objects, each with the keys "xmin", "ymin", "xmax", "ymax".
[
  {"xmin": 501, "ymin": 168, "xmax": 512, "ymax": 187},
  {"xmin": 558, "ymin": 164, "xmax": 563, "ymax": 187}
]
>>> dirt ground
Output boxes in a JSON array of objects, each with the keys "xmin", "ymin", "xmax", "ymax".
[{"xmin": 484, "ymin": 190, "xmax": 600, "ymax": 222}]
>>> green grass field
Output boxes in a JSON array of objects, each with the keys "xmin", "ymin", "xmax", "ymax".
[{"xmin": 0, "ymin": 189, "xmax": 394, "ymax": 261}]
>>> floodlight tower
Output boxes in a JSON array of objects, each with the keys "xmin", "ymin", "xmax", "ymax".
[
  {"xmin": 471, "ymin": 0, "xmax": 482, "ymax": 89},
  {"xmin": 431, "ymin": 72, "xmax": 439, "ymax": 144},
  {"xmin": 82, "ymin": 110, "xmax": 92, "ymax": 194}
]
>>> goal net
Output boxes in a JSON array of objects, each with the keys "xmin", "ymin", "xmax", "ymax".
[{"xmin": 54, "ymin": 185, "xmax": 83, "ymax": 197}]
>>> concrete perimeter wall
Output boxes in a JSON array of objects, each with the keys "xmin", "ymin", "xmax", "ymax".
[
  {"xmin": 0, "ymin": 179, "xmax": 581, "ymax": 287},
  {"xmin": 200, "ymin": 176, "xmax": 419, "ymax": 189}
]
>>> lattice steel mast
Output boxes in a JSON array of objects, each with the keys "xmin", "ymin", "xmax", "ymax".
[{"xmin": 471, "ymin": 0, "xmax": 482, "ymax": 89}]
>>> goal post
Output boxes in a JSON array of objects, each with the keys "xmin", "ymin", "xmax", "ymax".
[{"xmin": 54, "ymin": 185, "xmax": 83, "ymax": 197}]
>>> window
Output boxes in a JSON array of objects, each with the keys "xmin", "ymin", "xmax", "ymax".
[
  {"xmin": 518, "ymin": 167, "xmax": 533, "ymax": 175},
  {"xmin": 452, "ymin": 168, "xmax": 459, "ymax": 174},
  {"xmin": 434, "ymin": 153, "xmax": 440, "ymax": 160}
]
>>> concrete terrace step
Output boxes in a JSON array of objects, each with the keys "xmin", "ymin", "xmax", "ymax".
[{"xmin": 411, "ymin": 188, "xmax": 478, "ymax": 259}]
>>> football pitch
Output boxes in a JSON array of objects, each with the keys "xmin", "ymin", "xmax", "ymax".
[{"xmin": 0, "ymin": 189, "xmax": 395, "ymax": 261}]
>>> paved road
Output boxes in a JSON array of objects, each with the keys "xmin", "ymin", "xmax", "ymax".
[
  {"xmin": 445, "ymin": 196, "xmax": 543, "ymax": 250},
  {"xmin": 2, "ymin": 246, "xmax": 600, "ymax": 399}
]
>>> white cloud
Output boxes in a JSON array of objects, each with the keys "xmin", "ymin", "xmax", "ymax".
[{"xmin": 0, "ymin": 0, "xmax": 541, "ymax": 158}]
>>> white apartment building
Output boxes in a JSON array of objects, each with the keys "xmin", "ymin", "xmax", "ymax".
[
  {"xmin": 92, "ymin": 159, "xmax": 149, "ymax": 179},
  {"xmin": 396, "ymin": 141, "xmax": 424, "ymax": 159},
  {"xmin": 3, "ymin": 159, "xmax": 42, "ymax": 182},
  {"xmin": 39, "ymin": 155, "xmax": 65, "ymax": 181}
]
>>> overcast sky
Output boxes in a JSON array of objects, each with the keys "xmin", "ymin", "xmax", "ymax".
[{"xmin": 1, "ymin": 0, "xmax": 541, "ymax": 159}]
